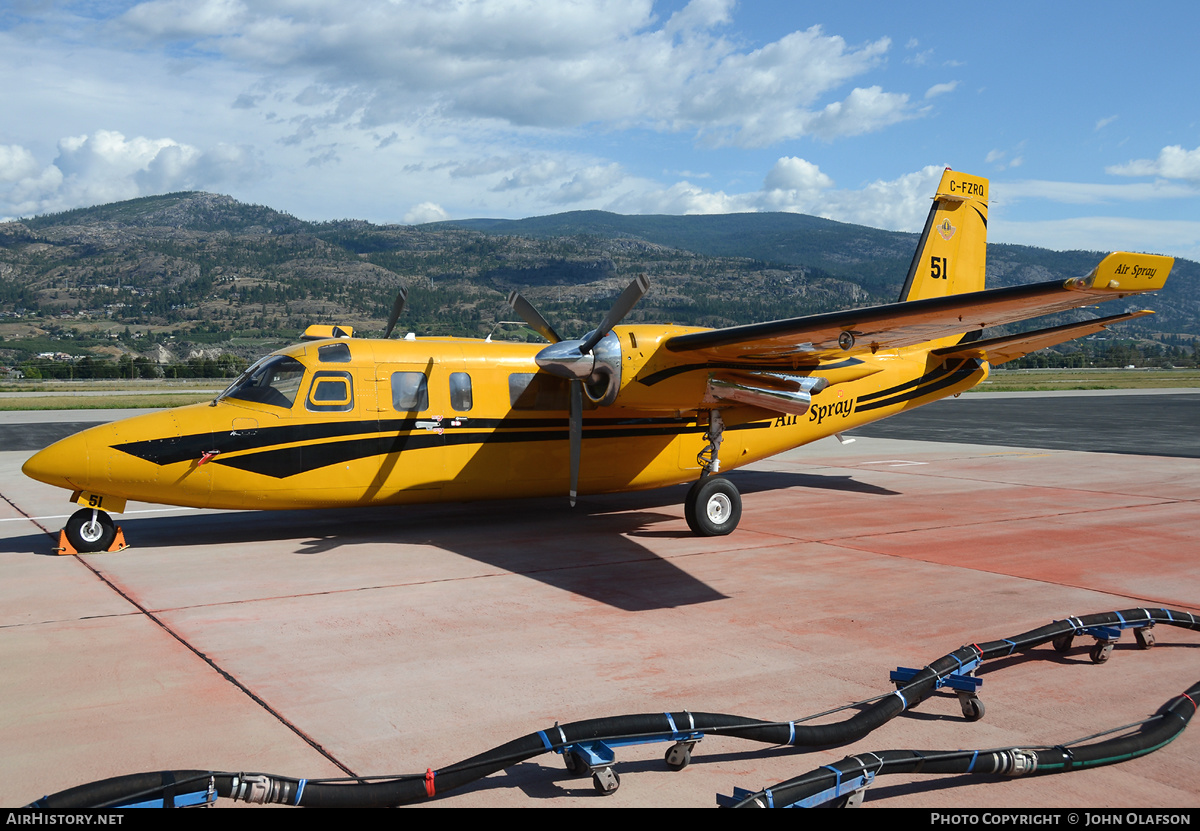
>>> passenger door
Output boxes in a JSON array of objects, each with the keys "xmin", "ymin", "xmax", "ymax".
[{"xmin": 372, "ymin": 362, "xmax": 446, "ymax": 492}]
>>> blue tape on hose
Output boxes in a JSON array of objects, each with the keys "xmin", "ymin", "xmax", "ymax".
[
  {"xmin": 295, "ymin": 779, "xmax": 306, "ymax": 805},
  {"xmin": 537, "ymin": 731, "xmax": 552, "ymax": 750}
]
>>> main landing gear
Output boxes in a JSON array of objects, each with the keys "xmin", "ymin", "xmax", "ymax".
[
  {"xmin": 60, "ymin": 508, "xmax": 125, "ymax": 554},
  {"xmin": 685, "ymin": 410, "xmax": 743, "ymax": 537}
]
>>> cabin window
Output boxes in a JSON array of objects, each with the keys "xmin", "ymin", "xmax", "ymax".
[
  {"xmin": 449, "ymin": 372, "xmax": 472, "ymax": 412},
  {"xmin": 219, "ymin": 355, "xmax": 305, "ymax": 410},
  {"xmin": 318, "ymin": 342, "xmax": 352, "ymax": 363},
  {"xmin": 391, "ymin": 371, "xmax": 429, "ymax": 412},
  {"xmin": 508, "ymin": 373, "xmax": 570, "ymax": 410},
  {"xmin": 306, "ymin": 371, "xmax": 354, "ymax": 412}
]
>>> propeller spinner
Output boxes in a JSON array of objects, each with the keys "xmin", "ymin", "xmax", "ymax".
[{"xmin": 506, "ymin": 274, "xmax": 650, "ymax": 506}]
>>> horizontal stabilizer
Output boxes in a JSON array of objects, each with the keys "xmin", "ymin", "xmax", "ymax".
[
  {"xmin": 932, "ymin": 310, "xmax": 1153, "ymax": 366},
  {"xmin": 1067, "ymin": 252, "xmax": 1171, "ymax": 294}
]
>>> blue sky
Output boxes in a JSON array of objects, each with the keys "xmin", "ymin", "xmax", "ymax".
[{"xmin": 2, "ymin": 1, "xmax": 1199, "ymax": 258}]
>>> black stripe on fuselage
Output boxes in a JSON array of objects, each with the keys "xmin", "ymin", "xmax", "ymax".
[
  {"xmin": 855, "ymin": 360, "xmax": 960, "ymax": 406},
  {"xmin": 118, "ymin": 416, "xmax": 771, "ymax": 480},
  {"xmin": 113, "ymin": 414, "xmax": 700, "ymax": 467},
  {"xmin": 855, "ymin": 359, "xmax": 980, "ymax": 413}
]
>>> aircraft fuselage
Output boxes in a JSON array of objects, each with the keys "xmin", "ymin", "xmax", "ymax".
[{"xmin": 22, "ymin": 327, "xmax": 987, "ymax": 512}]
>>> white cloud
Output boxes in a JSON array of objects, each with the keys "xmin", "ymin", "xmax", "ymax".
[
  {"xmin": 1095, "ymin": 114, "xmax": 1118, "ymax": 131},
  {"xmin": 1000, "ymin": 178, "xmax": 1197, "ymax": 204},
  {"xmin": 816, "ymin": 165, "xmax": 944, "ymax": 230},
  {"xmin": 664, "ymin": 0, "xmax": 735, "ymax": 35},
  {"xmin": 491, "ymin": 159, "xmax": 565, "ymax": 191},
  {"xmin": 113, "ymin": 2, "xmax": 908, "ymax": 147},
  {"xmin": 0, "ymin": 131, "xmax": 259, "ymax": 219},
  {"xmin": 404, "ymin": 201, "xmax": 450, "ymax": 224},
  {"xmin": 617, "ymin": 180, "xmax": 744, "ymax": 215},
  {"xmin": 120, "ymin": 0, "xmax": 248, "ymax": 39},
  {"xmin": 759, "ymin": 156, "xmax": 834, "ymax": 211},
  {"xmin": 803, "ymin": 86, "xmax": 914, "ymax": 141},
  {"xmin": 985, "ymin": 143, "xmax": 1027, "ymax": 172},
  {"xmin": 549, "ymin": 163, "xmax": 626, "ymax": 204},
  {"xmin": 613, "ymin": 160, "xmax": 945, "ymax": 233},
  {"xmin": 0, "ymin": 145, "xmax": 40, "ymax": 183},
  {"xmin": 1107, "ymin": 145, "xmax": 1200, "ymax": 182},
  {"xmin": 924, "ymin": 81, "xmax": 958, "ymax": 99},
  {"xmin": 993, "ymin": 217, "xmax": 1200, "ymax": 261},
  {"xmin": 763, "ymin": 157, "xmax": 834, "ymax": 193}
]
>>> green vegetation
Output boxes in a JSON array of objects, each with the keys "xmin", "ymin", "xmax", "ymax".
[
  {"xmin": 15, "ymin": 353, "xmax": 248, "ymax": 380},
  {"xmin": 3, "ymin": 190, "xmax": 1198, "ymax": 380},
  {"xmin": 975, "ymin": 367, "xmax": 1200, "ymax": 392},
  {"xmin": 0, "ymin": 393, "xmax": 216, "ymax": 410}
]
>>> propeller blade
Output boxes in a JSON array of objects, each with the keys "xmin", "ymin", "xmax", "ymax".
[
  {"xmin": 382, "ymin": 287, "xmax": 408, "ymax": 339},
  {"xmin": 579, "ymin": 273, "xmax": 650, "ymax": 354},
  {"xmin": 506, "ymin": 290, "xmax": 562, "ymax": 344},
  {"xmin": 569, "ymin": 380, "xmax": 582, "ymax": 507}
]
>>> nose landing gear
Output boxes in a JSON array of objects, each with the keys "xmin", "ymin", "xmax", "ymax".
[{"xmin": 60, "ymin": 508, "xmax": 126, "ymax": 554}]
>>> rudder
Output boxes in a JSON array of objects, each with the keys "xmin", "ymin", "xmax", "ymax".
[{"xmin": 898, "ymin": 169, "xmax": 989, "ymax": 302}]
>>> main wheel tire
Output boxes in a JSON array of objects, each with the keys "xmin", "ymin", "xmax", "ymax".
[
  {"xmin": 65, "ymin": 508, "xmax": 116, "ymax": 553},
  {"xmin": 684, "ymin": 479, "xmax": 702, "ymax": 532},
  {"xmin": 684, "ymin": 476, "xmax": 741, "ymax": 536}
]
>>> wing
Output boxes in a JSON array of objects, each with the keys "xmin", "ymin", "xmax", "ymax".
[{"xmin": 664, "ymin": 252, "xmax": 1172, "ymax": 362}]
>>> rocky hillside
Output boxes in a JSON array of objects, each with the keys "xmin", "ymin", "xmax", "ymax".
[{"xmin": 2, "ymin": 192, "xmax": 1196, "ymax": 371}]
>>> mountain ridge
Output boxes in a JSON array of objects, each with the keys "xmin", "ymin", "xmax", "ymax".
[{"xmin": 2, "ymin": 192, "xmax": 1195, "ymax": 371}]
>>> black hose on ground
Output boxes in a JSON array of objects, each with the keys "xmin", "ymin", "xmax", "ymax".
[
  {"xmin": 27, "ymin": 607, "xmax": 1199, "ymax": 809},
  {"xmin": 731, "ymin": 678, "xmax": 1200, "ymax": 808}
]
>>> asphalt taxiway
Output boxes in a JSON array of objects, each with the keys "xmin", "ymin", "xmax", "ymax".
[{"xmin": 1, "ymin": 392, "xmax": 1198, "ymax": 808}]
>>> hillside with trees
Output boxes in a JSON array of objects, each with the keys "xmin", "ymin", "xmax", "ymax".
[{"xmin": 1, "ymin": 192, "xmax": 1197, "ymax": 378}]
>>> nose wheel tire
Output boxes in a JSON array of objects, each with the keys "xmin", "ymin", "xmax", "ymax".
[
  {"xmin": 685, "ymin": 476, "xmax": 742, "ymax": 536},
  {"xmin": 65, "ymin": 508, "xmax": 116, "ymax": 553}
]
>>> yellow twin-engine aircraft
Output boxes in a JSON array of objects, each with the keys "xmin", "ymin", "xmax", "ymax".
[{"xmin": 23, "ymin": 169, "xmax": 1173, "ymax": 552}]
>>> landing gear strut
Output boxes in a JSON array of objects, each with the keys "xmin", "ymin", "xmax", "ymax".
[{"xmin": 685, "ymin": 410, "xmax": 742, "ymax": 536}]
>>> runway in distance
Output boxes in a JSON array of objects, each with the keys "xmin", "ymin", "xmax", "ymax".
[{"xmin": 22, "ymin": 169, "xmax": 1174, "ymax": 552}]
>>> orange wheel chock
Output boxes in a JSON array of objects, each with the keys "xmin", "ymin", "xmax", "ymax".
[{"xmin": 52, "ymin": 526, "xmax": 128, "ymax": 555}]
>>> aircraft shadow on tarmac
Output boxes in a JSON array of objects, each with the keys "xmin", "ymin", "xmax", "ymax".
[{"xmin": 12, "ymin": 470, "xmax": 898, "ymax": 612}]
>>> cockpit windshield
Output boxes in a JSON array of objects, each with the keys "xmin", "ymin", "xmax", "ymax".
[{"xmin": 216, "ymin": 355, "xmax": 306, "ymax": 409}]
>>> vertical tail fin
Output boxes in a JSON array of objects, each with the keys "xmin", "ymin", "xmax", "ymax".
[{"xmin": 898, "ymin": 169, "xmax": 989, "ymax": 302}]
